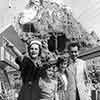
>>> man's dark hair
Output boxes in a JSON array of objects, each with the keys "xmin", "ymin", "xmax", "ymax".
[{"xmin": 67, "ymin": 41, "xmax": 80, "ymax": 51}]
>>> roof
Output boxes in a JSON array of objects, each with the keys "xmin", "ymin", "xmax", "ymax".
[
  {"xmin": 79, "ymin": 46, "xmax": 100, "ymax": 60},
  {"xmin": 0, "ymin": 25, "xmax": 26, "ymax": 53}
]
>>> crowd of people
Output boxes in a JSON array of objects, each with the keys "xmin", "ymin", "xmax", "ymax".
[{"xmin": 4, "ymin": 38, "xmax": 91, "ymax": 100}]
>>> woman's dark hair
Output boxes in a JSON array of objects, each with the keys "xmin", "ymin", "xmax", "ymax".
[
  {"xmin": 27, "ymin": 43, "xmax": 42, "ymax": 58},
  {"xmin": 56, "ymin": 57, "xmax": 65, "ymax": 69},
  {"xmin": 67, "ymin": 41, "xmax": 80, "ymax": 51}
]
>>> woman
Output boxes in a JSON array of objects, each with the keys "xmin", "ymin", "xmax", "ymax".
[
  {"xmin": 5, "ymin": 38, "xmax": 43, "ymax": 100},
  {"xmin": 56, "ymin": 57, "xmax": 68, "ymax": 100}
]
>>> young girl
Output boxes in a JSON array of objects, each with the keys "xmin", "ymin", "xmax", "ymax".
[
  {"xmin": 39, "ymin": 61, "xmax": 59, "ymax": 100},
  {"xmin": 56, "ymin": 57, "xmax": 68, "ymax": 100}
]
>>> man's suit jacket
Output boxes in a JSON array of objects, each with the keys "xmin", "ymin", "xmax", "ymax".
[{"xmin": 66, "ymin": 58, "xmax": 91, "ymax": 100}]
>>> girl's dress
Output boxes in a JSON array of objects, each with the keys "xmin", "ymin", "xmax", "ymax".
[
  {"xmin": 57, "ymin": 72, "xmax": 68, "ymax": 100},
  {"xmin": 39, "ymin": 77, "xmax": 58, "ymax": 100}
]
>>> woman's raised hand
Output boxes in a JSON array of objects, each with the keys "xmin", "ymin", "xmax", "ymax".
[
  {"xmin": 3, "ymin": 37, "xmax": 23, "ymax": 58},
  {"xmin": 3, "ymin": 37, "xmax": 14, "ymax": 49}
]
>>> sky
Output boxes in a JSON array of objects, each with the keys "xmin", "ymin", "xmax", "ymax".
[{"xmin": 0, "ymin": 0, "xmax": 100, "ymax": 38}]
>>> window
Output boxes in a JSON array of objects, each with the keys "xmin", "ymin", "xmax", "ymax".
[{"xmin": 48, "ymin": 34, "xmax": 67, "ymax": 52}]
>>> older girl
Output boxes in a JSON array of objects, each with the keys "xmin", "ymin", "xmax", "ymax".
[{"xmin": 56, "ymin": 57, "xmax": 68, "ymax": 100}]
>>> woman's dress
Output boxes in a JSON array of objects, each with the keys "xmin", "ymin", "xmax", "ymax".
[{"xmin": 15, "ymin": 56, "xmax": 41, "ymax": 100}]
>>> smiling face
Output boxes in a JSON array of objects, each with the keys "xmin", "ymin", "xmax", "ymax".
[
  {"xmin": 69, "ymin": 46, "xmax": 79, "ymax": 61},
  {"xmin": 29, "ymin": 43, "xmax": 40, "ymax": 59},
  {"xmin": 46, "ymin": 67, "xmax": 54, "ymax": 79},
  {"xmin": 60, "ymin": 61, "xmax": 67, "ymax": 73}
]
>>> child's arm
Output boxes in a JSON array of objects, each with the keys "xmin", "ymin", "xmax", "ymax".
[{"xmin": 54, "ymin": 81, "xmax": 59, "ymax": 100}]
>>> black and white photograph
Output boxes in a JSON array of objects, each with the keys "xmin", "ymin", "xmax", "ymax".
[{"xmin": 0, "ymin": 0, "xmax": 100, "ymax": 100}]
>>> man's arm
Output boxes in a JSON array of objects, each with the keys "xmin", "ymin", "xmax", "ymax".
[{"xmin": 84, "ymin": 61, "xmax": 91, "ymax": 85}]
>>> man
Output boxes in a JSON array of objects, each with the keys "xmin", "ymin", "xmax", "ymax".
[{"xmin": 66, "ymin": 41, "xmax": 91, "ymax": 100}]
